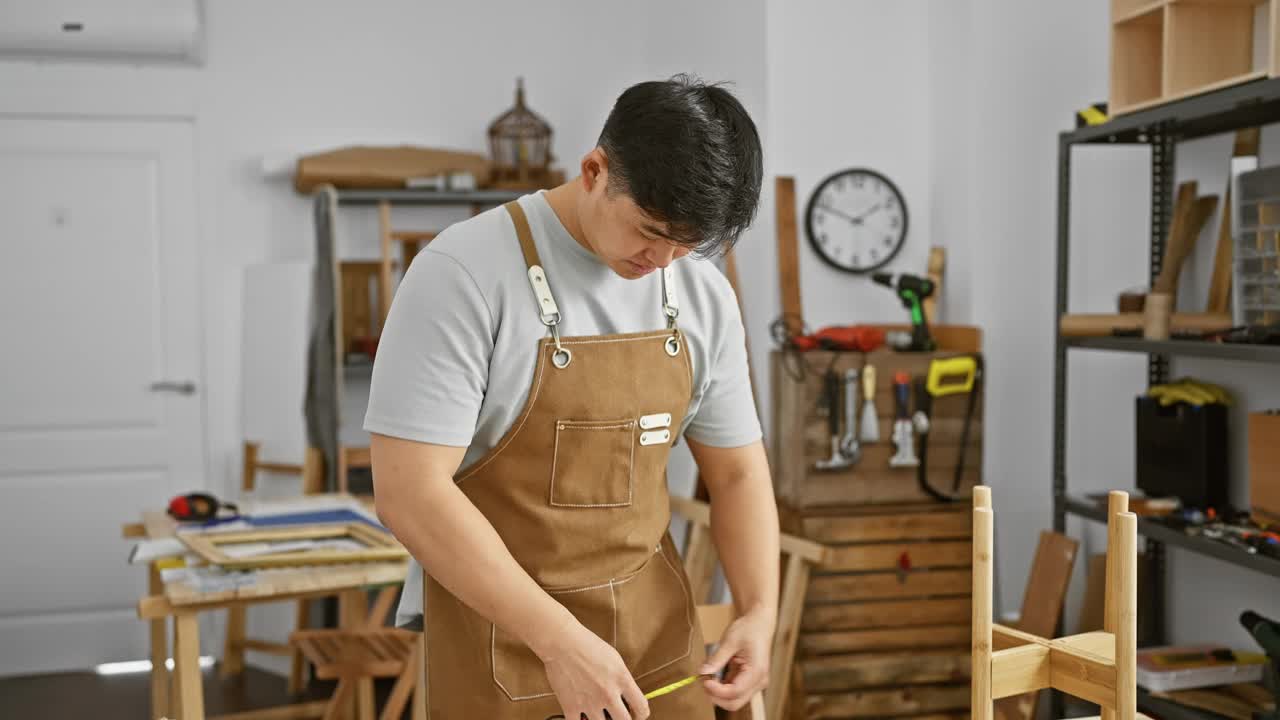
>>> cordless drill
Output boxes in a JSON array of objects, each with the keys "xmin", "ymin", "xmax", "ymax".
[{"xmin": 872, "ymin": 272, "xmax": 936, "ymax": 352}]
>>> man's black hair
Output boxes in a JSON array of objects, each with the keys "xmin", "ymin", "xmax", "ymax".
[{"xmin": 597, "ymin": 74, "xmax": 763, "ymax": 257}]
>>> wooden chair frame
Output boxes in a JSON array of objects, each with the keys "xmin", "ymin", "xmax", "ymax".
[
  {"xmin": 670, "ymin": 495, "xmax": 831, "ymax": 720},
  {"xmin": 971, "ymin": 486, "xmax": 1139, "ymax": 720}
]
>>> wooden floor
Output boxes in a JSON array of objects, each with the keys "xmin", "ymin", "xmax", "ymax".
[{"xmin": 0, "ymin": 663, "xmax": 404, "ymax": 719}]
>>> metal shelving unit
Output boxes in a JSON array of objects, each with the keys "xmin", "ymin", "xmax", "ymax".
[{"xmin": 1054, "ymin": 75, "xmax": 1280, "ymax": 720}]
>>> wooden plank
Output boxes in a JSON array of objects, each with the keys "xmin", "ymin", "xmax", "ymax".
[
  {"xmin": 1223, "ymin": 683, "xmax": 1275, "ymax": 711},
  {"xmin": 990, "ymin": 644, "xmax": 1051, "ymax": 699},
  {"xmin": 800, "ymin": 509, "xmax": 971, "ymax": 543},
  {"xmin": 769, "ymin": 554, "xmax": 811, "ymax": 720},
  {"xmin": 808, "ymin": 568, "xmax": 971, "ymax": 603},
  {"xmin": 775, "ymin": 176, "xmax": 803, "ymax": 325},
  {"xmin": 1152, "ymin": 689, "xmax": 1257, "ymax": 720},
  {"xmin": 801, "ymin": 650, "xmax": 970, "ymax": 692},
  {"xmin": 992, "ymin": 623, "xmax": 1046, "ymax": 651},
  {"xmin": 924, "ymin": 246, "xmax": 945, "ymax": 326},
  {"xmin": 1013, "ymin": 531, "xmax": 1078, "ymax": 638},
  {"xmin": 800, "ymin": 624, "xmax": 971, "ymax": 655},
  {"xmin": 822, "ymin": 541, "xmax": 971, "ymax": 572},
  {"xmin": 1054, "ymin": 631, "xmax": 1114, "ymax": 660},
  {"xmin": 785, "ymin": 471, "xmax": 980, "ymax": 508},
  {"xmin": 1049, "ymin": 644, "xmax": 1117, "ymax": 709},
  {"xmin": 802, "ymin": 597, "xmax": 971, "ymax": 631},
  {"xmin": 671, "ymin": 494, "xmax": 830, "ymax": 565},
  {"xmin": 803, "ymin": 684, "xmax": 970, "ymax": 719},
  {"xmin": 1207, "ymin": 183, "xmax": 1234, "ymax": 313}
]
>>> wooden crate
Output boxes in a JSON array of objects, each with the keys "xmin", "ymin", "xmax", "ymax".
[
  {"xmin": 781, "ymin": 502, "xmax": 974, "ymax": 720},
  {"xmin": 771, "ymin": 326, "xmax": 983, "ymax": 509}
]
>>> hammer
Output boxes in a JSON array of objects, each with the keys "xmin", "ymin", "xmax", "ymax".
[{"xmin": 816, "ymin": 369, "xmax": 856, "ymax": 471}]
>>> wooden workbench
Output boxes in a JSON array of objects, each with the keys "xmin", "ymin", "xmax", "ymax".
[{"xmin": 124, "ymin": 508, "xmax": 411, "ymax": 720}]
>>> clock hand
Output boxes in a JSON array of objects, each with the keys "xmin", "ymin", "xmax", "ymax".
[
  {"xmin": 817, "ymin": 202, "xmax": 860, "ymax": 226},
  {"xmin": 851, "ymin": 201, "xmax": 883, "ymax": 223}
]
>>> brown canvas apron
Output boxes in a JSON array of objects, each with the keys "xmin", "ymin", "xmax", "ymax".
[{"xmin": 421, "ymin": 201, "xmax": 715, "ymax": 718}]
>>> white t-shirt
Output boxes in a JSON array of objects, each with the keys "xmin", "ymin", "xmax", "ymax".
[{"xmin": 363, "ymin": 191, "xmax": 761, "ymax": 626}]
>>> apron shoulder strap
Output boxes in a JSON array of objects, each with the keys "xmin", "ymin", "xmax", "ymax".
[
  {"xmin": 502, "ymin": 201, "xmax": 543, "ymax": 271},
  {"xmin": 503, "ymin": 200, "xmax": 563, "ymax": 329}
]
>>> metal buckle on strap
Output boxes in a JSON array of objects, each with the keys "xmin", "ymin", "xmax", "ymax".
[
  {"xmin": 528, "ymin": 265, "xmax": 571, "ymax": 369},
  {"xmin": 661, "ymin": 266, "xmax": 680, "ymax": 330}
]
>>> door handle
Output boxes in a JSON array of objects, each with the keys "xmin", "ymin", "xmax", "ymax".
[{"xmin": 149, "ymin": 380, "xmax": 197, "ymax": 395}]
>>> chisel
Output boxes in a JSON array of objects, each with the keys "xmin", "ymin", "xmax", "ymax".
[{"xmin": 860, "ymin": 364, "xmax": 880, "ymax": 443}]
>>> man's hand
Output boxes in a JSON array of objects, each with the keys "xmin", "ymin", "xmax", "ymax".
[
  {"xmin": 540, "ymin": 621, "xmax": 650, "ymax": 720},
  {"xmin": 698, "ymin": 606, "xmax": 774, "ymax": 711}
]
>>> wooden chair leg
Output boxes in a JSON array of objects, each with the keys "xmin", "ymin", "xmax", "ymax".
[
  {"xmin": 767, "ymin": 554, "xmax": 809, "ymax": 720},
  {"xmin": 221, "ymin": 605, "xmax": 247, "ymax": 678},
  {"xmin": 1116, "ymin": 512, "xmax": 1138, "ymax": 720},
  {"xmin": 322, "ymin": 679, "xmax": 353, "ymax": 720},
  {"xmin": 288, "ymin": 599, "xmax": 309, "ymax": 695},
  {"xmin": 1102, "ymin": 491, "xmax": 1128, "ymax": 720},
  {"xmin": 379, "ymin": 640, "xmax": 421, "ymax": 720},
  {"xmin": 972, "ymin": 504, "xmax": 995, "ymax": 720}
]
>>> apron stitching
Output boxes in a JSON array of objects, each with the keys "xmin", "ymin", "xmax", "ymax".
[
  {"xmin": 549, "ymin": 420, "xmax": 636, "ymax": 509},
  {"xmin": 455, "ymin": 343, "xmax": 550, "ymax": 485},
  {"xmin": 558, "ymin": 333, "xmax": 675, "ymax": 347},
  {"xmin": 632, "ymin": 540, "xmax": 695, "ymax": 681},
  {"xmin": 609, "ymin": 579, "xmax": 618, "ymax": 648}
]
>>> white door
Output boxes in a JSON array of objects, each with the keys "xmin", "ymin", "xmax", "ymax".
[{"xmin": 0, "ymin": 116, "xmax": 204, "ymax": 676}]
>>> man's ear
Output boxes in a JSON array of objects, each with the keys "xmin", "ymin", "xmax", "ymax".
[{"xmin": 580, "ymin": 147, "xmax": 610, "ymax": 194}]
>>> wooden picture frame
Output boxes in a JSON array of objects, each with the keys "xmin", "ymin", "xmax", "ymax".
[{"xmin": 178, "ymin": 522, "xmax": 406, "ymax": 570}]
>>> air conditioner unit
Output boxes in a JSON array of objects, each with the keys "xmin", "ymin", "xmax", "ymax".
[{"xmin": 0, "ymin": 0, "xmax": 203, "ymax": 64}]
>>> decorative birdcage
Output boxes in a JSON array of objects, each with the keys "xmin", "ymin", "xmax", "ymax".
[{"xmin": 487, "ymin": 78, "xmax": 560, "ymax": 190}]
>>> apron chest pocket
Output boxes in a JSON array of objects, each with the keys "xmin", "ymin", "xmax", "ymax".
[{"xmin": 550, "ymin": 419, "xmax": 635, "ymax": 508}]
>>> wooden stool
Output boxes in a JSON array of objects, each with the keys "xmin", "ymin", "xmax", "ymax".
[
  {"xmin": 291, "ymin": 586, "xmax": 424, "ymax": 720},
  {"xmin": 971, "ymin": 486, "xmax": 1149, "ymax": 720}
]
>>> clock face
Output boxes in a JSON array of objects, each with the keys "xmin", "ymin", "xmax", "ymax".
[{"xmin": 805, "ymin": 168, "xmax": 908, "ymax": 274}]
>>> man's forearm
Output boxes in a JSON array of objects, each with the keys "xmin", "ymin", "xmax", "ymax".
[
  {"xmin": 376, "ymin": 473, "xmax": 576, "ymax": 659},
  {"xmin": 708, "ymin": 466, "xmax": 780, "ymax": 623}
]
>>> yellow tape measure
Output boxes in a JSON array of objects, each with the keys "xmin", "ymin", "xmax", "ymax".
[{"xmin": 644, "ymin": 673, "xmax": 707, "ymax": 699}]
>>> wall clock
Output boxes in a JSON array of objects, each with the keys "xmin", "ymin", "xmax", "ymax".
[{"xmin": 804, "ymin": 168, "xmax": 908, "ymax": 274}]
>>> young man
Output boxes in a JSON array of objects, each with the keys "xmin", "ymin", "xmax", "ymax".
[{"xmin": 367, "ymin": 75, "xmax": 779, "ymax": 720}]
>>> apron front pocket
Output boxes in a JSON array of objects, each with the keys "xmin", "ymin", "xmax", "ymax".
[
  {"xmin": 550, "ymin": 419, "xmax": 635, "ymax": 508},
  {"xmin": 614, "ymin": 542, "xmax": 695, "ymax": 680},
  {"xmin": 491, "ymin": 580, "xmax": 617, "ymax": 701}
]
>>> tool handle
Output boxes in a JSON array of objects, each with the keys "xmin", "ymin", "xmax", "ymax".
[
  {"xmin": 844, "ymin": 369, "xmax": 859, "ymax": 435},
  {"xmin": 863, "ymin": 365, "xmax": 877, "ymax": 400},
  {"xmin": 825, "ymin": 371, "xmax": 841, "ymax": 436},
  {"xmin": 893, "ymin": 374, "xmax": 910, "ymax": 419}
]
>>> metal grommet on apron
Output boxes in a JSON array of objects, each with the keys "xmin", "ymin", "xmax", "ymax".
[{"xmin": 420, "ymin": 201, "xmax": 715, "ymax": 719}]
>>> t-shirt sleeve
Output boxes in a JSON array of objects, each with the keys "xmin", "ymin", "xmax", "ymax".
[
  {"xmin": 362, "ymin": 247, "xmax": 494, "ymax": 446},
  {"xmin": 683, "ymin": 279, "xmax": 763, "ymax": 448}
]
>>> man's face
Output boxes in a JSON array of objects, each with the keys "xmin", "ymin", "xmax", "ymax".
[{"xmin": 579, "ymin": 152, "xmax": 692, "ymax": 280}]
